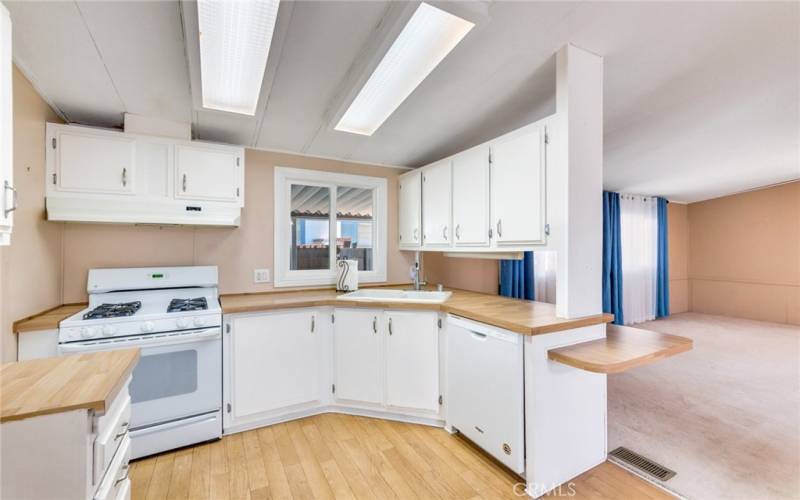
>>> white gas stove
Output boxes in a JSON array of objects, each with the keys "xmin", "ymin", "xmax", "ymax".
[
  {"xmin": 58, "ymin": 266, "xmax": 223, "ymax": 459},
  {"xmin": 59, "ymin": 266, "xmax": 221, "ymax": 343}
]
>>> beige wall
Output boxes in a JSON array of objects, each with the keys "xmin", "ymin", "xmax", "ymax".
[
  {"xmin": 59, "ymin": 151, "xmax": 415, "ymax": 303},
  {"xmin": 668, "ymin": 202, "xmax": 690, "ymax": 313},
  {"xmin": 423, "ymin": 252, "xmax": 498, "ymax": 295},
  {"xmin": 686, "ymin": 181, "xmax": 800, "ymax": 325},
  {"xmin": 3, "ymin": 68, "xmax": 415, "ymax": 360},
  {"xmin": 1, "ymin": 67, "xmax": 64, "ymax": 362}
]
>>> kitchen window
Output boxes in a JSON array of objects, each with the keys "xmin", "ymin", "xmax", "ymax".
[{"xmin": 274, "ymin": 167, "xmax": 387, "ymax": 287}]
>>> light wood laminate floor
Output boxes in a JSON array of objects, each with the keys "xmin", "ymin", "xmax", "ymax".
[{"xmin": 130, "ymin": 413, "xmax": 673, "ymax": 500}]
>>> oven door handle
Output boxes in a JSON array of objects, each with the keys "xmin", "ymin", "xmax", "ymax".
[{"xmin": 59, "ymin": 328, "xmax": 221, "ymax": 353}]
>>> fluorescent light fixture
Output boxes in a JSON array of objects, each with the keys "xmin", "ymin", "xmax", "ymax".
[
  {"xmin": 335, "ymin": 3, "xmax": 474, "ymax": 136},
  {"xmin": 197, "ymin": 0, "xmax": 280, "ymax": 115}
]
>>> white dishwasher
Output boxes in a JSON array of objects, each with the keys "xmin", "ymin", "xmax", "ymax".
[{"xmin": 446, "ymin": 315, "xmax": 525, "ymax": 474}]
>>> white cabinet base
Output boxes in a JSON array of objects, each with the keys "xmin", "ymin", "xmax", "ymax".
[{"xmin": 524, "ymin": 324, "xmax": 606, "ymax": 498}]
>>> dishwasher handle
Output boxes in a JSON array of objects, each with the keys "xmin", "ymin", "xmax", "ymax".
[{"xmin": 470, "ymin": 330, "xmax": 488, "ymax": 341}]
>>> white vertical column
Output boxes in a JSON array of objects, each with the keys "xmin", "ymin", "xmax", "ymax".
[
  {"xmin": 524, "ymin": 44, "xmax": 607, "ymax": 498},
  {"xmin": 551, "ymin": 44, "xmax": 604, "ymax": 319}
]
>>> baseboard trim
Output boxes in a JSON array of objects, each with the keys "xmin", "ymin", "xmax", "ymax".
[{"xmin": 223, "ymin": 405, "xmax": 444, "ymax": 435}]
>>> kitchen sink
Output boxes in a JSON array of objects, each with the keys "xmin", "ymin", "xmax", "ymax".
[{"xmin": 336, "ymin": 289, "xmax": 452, "ymax": 304}]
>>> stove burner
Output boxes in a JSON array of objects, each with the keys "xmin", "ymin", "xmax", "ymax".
[
  {"xmin": 168, "ymin": 297, "xmax": 208, "ymax": 313},
  {"xmin": 83, "ymin": 301, "xmax": 142, "ymax": 320}
]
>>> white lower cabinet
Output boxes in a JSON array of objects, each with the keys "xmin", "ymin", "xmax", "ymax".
[
  {"xmin": 223, "ymin": 308, "xmax": 328, "ymax": 431},
  {"xmin": 385, "ymin": 310, "xmax": 439, "ymax": 413},
  {"xmin": 223, "ymin": 306, "xmax": 443, "ymax": 434},
  {"xmin": 333, "ymin": 308, "xmax": 383, "ymax": 405},
  {"xmin": 333, "ymin": 308, "xmax": 441, "ymax": 416},
  {"xmin": 0, "ymin": 380, "xmax": 132, "ymax": 500}
]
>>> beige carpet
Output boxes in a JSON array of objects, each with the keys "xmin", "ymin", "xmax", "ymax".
[{"xmin": 608, "ymin": 313, "xmax": 800, "ymax": 500}]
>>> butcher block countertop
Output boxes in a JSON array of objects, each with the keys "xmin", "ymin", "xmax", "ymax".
[
  {"xmin": 13, "ymin": 303, "xmax": 86, "ymax": 333},
  {"xmin": 0, "ymin": 349, "xmax": 139, "ymax": 423},
  {"xmin": 221, "ymin": 286, "xmax": 614, "ymax": 336},
  {"xmin": 547, "ymin": 324, "xmax": 693, "ymax": 373}
]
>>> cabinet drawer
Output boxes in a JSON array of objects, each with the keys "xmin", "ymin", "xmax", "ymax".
[
  {"xmin": 94, "ymin": 434, "xmax": 131, "ymax": 500},
  {"xmin": 94, "ymin": 385, "xmax": 131, "ymax": 484}
]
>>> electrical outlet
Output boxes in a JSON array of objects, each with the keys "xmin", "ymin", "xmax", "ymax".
[{"xmin": 253, "ymin": 269, "xmax": 270, "ymax": 283}]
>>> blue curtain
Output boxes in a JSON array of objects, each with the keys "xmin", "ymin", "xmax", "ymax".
[
  {"xmin": 656, "ymin": 197, "xmax": 670, "ymax": 317},
  {"xmin": 603, "ymin": 192, "xmax": 624, "ymax": 324},
  {"xmin": 499, "ymin": 251, "xmax": 535, "ymax": 300}
]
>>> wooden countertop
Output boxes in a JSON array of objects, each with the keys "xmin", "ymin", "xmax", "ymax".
[
  {"xmin": 1, "ymin": 349, "xmax": 140, "ymax": 423},
  {"xmin": 13, "ymin": 303, "xmax": 86, "ymax": 333},
  {"xmin": 221, "ymin": 287, "xmax": 614, "ymax": 336},
  {"xmin": 547, "ymin": 324, "xmax": 693, "ymax": 373},
  {"xmin": 15, "ymin": 286, "xmax": 613, "ymax": 337}
]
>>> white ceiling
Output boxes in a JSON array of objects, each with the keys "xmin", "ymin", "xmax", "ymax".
[{"xmin": 4, "ymin": 1, "xmax": 798, "ymax": 202}]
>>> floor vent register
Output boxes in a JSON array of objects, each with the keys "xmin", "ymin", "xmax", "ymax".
[{"xmin": 609, "ymin": 446, "xmax": 677, "ymax": 481}]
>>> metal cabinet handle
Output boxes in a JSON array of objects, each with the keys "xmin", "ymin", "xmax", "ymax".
[
  {"xmin": 114, "ymin": 465, "xmax": 130, "ymax": 487},
  {"xmin": 114, "ymin": 422, "xmax": 129, "ymax": 440},
  {"xmin": 413, "ymin": 228, "xmax": 418, "ymax": 241},
  {"xmin": 497, "ymin": 219, "xmax": 503, "ymax": 238},
  {"xmin": 443, "ymin": 226, "xmax": 448, "ymax": 240},
  {"xmin": 372, "ymin": 316, "xmax": 377, "ymax": 334},
  {"xmin": 455, "ymin": 224, "xmax": 461, "ymax": 240},
  {"xmin": 388, "ymin": 317, "xmax": 393, "ymax": 335},
  {"xmin": 182, "ymin": 174, "xmax": 187, "ymax": 192},
  {"xmin": 311, "ymin": 316, "xmax": 315, "ymax": 333},
  {"xmin": 121, "ymin": 168, "xmax": 127, "ymax": 187},
  {"xmin": 3, "ymin": 181, "xmax": 17, "ymax": 217}
]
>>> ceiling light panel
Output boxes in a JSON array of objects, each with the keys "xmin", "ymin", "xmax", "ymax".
[
  {"xmin": 335, "ymin": 3, "xmax": 474, "ymax": 136},
  {"xmin": 197, "ymin": 0, "xmax": 280, "ymax": 115}
]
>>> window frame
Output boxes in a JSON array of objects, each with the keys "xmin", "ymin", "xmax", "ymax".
[{"xmin": 274, "ymin": 167, "xmax": 387, "ymax": 287}]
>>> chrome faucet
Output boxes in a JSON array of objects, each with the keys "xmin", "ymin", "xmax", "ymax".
[{"xmin": 412, "ymin": 251, "xmax": 426, "ymax": 291}]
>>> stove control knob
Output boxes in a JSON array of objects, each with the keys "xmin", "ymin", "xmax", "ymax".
[
  {"xmin": 176, "ymin": 318, "xmax": 189, "ymax": 329},
  {"xmin": 141, "ymin": 321, "xmax": 155, "ymax": 333},
  {"xmin": 193, "ymin": 317, "xmax": 207, "ymax": 327},
  {"xmin": 102, "ymin": 325, "xmax": 116, "ymax": 336},
  {"xmin": 80, "ymin": 327, "xmax": 93, "ymax": 339}
]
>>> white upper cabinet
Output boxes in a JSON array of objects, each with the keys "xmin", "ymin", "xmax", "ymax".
[
  {"xmin": 175, "ymin": 145, "xmax": 242, "ymax": 204},
  {"xmin": 452, "ymin": 146, "xmax": 490, "ymax": 247},
  {"xmin": 53, "ymin": 129, "xmax": 136, "ymax": 195},
  {"xmin": 385, "ymin": 310, "xmax": 439, "ymax": 413},
  {"xmin": 398, "ymin": 169, "xmax": 421, "ymax": 249},
  {"xmin": 396, "ymin": 118, "xmax": 548, "ymax": 252},
  {"xmin": 333, "ymin": 308, "xmax": 383, "ymax": 406},
  {"xmin": 45, "ymin": 123, "xmax": 245, "ymax": 226},
  {"xmin": 490, "ymin": 125, "xmax": 546, "ymax": 245},
  {"xmin": 0, "ymin": 5, "xmax": 13, "ymax": 245},
  {"xmin": 422, "ymin": 160, "xmax": 452, "ymax": 247}
]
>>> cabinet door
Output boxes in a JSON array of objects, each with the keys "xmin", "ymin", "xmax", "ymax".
[
  {"xmin": 0, "ymin": 5, "xmax": 12, "ymax": 243},
  {"xmin": 333, "ymin": 308, "xmax": 382, "ymax": 405},
  {"xmin": 228, "ymin": 310, "xmax": 321, "ymax": 422},
  {"xmin": 398, "ymin": 170, "xmax": 421, "ymax": 248},
  {"xmin": 385, "ymin": 311, "xmax": 439, "ymax": 413},
  {"xmin": 422, "ymin": 160, "xmax": 452, "ymax": 247},
  {"xmin": 175, "ymin": 145, "xmax": 241, "ymax": 203},
  {"xmin": 490, "ymin": 126, "xmax": 546, "ymax": 245},
  {"xmin": 452, "ymin": 147, "xmax": 490, "ymax": 247},
  {"xmin": 55, "ymin": 130, "xmax": 136, "ymax": 194}
]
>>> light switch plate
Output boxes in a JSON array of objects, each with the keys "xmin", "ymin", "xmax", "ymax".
[{"xmin": 253, "ymin": 269, "xmax": 270, "ymax": 283}]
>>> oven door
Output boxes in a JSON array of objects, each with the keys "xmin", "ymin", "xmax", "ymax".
[{"xmin": 59, "ymin": 328, "xmax": 222, "ymax": 429}]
